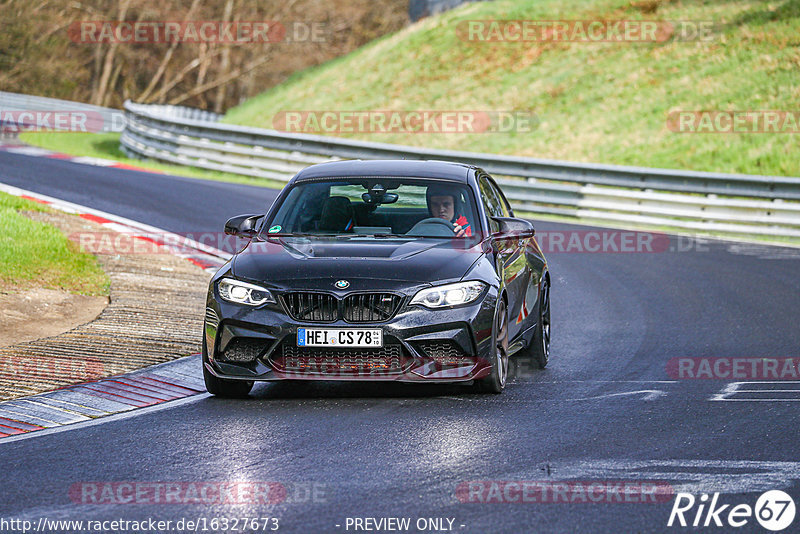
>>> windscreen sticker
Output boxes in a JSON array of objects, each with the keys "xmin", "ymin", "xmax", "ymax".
[{"xmin": 268, "ymin": 225, "xmax": 281, "ymax": 233}]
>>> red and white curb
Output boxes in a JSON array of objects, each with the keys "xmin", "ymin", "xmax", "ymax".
[
  {"xmin": 0, "ymin": 143, "xmax": 163, "ymax": 173},
  {"xmin": 0, "ymin": 173, "xmax": 229, "ymax": 437},
  {"xmin": 0, "ymin": 355, "xmax": 205, "ymax": 442},
  {"xmin": 0, "ymin": 182, "xmax": 231, "ymax": 272}
]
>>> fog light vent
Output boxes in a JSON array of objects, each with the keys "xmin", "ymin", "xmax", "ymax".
[
  {"xmin": 204, "ymin": 307, "xmax": 219, "ymax": 329},
  {"xmin": 417, "ymin": 340, "xmax": 472, "ymax": 366},
  {"xmin": 219, "ymin": 338, "xmax": 266, "ymax": 363}
]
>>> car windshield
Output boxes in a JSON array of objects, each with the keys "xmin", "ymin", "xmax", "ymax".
[{"xmin": 263, "ymin": 177, "xmax": 481, "ymax": 239}]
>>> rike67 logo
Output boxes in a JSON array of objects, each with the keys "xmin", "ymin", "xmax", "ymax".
[{"xmin": 668, "ymin": 490, "xmax": 796, "ymax": 531}]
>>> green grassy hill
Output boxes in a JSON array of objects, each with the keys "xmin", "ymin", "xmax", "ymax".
[{"xmin": 223, "ymin": 0, "xmax": 800, "ymax": 177}]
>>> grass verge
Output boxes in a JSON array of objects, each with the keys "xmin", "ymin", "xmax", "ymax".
[{"xmin": 0, "ymin": 192, "xmax": 109, "ymax": 295}]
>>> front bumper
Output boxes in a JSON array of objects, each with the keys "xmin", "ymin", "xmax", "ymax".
[{"xmin": 203, "ymin": 286, "xmax": 498, "ymax": 383}]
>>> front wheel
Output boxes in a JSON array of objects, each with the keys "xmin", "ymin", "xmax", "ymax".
[
  {"xmin": 475, "ymin": 298, "xmax": 508, "ymax": 394},
  {"xmin": 528, "ymin": 278, "xmax": 551, "ymax": 369},
  {"xmin": 202, "ymin": 339, "xmax": 254, "ymax": 397}
]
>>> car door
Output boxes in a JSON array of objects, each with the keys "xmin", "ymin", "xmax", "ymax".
[
  {"xmin": 493, "ymin": 176, "xmax": 547, "ymax": 338},
  {"xmin": 479, "ymin": 174, "xmax": 529, "ymax": 341}
]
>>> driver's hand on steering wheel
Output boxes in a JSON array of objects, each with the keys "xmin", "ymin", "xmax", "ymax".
[{"xmin": 452, "ymin": 222, "xmax": 466, "ymax": 238}]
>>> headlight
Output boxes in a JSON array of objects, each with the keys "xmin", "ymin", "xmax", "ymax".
[
  {"xmin": 218, "ymin": 278, "xmax": 275, "ymax": 306},
  {"xmin": 410, "ymin": 281, "xmax": 486, "ymax": 309}
]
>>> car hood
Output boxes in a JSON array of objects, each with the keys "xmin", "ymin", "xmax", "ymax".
[{"xmin": 231, "ymin": 236, "xmax": 484, "ymax": 287}]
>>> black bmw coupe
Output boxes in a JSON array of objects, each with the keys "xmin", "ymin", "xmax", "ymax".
[{"xmin": 203, "ymin": 160, "xmax": 550, "ymax": 395}]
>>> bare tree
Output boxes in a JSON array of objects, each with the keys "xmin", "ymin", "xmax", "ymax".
[
  {"xmin": 91, "ymin": 0, "xmax": 131, "ymax": 106},
  {"xmin": 168, "ymin": 53, "xmax": 271, "ymax": 106},
  {"xmin": 137, "ymin": 0, "xmax": 201, "ymax": 103},
  {"xmin": 212, "ymin": 0, "xmax": 235, "ymax": 113},
  {"xmin": 5, "ymin": 0, "xmax": 409, "ymax": 111}
]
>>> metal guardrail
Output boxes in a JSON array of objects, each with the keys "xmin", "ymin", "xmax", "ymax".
[
  {"xmin": 0, "ymin": 91, "xmax": 125, "ymax": 133},
  {"xmin": 119, "ymin": 103, "xmax": 221, "ymax": 123},
  {"xmin": 119, "ymin": 100, "xmax": 799, "ymax": 238}
]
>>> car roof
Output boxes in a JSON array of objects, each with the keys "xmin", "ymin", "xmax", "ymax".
[{"xmin": 290, "ymin": 159, "xmax": 476, "ymax": 184}]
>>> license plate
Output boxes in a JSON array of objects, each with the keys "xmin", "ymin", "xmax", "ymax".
[{"xmin": 297, "ymin": 328, "xmax": 383, "ymax": 348}]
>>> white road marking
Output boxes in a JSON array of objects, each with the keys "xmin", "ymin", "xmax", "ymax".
[
  {"xmin": 70, "ymin": 156, "xmax": 118, "ymax": 166},
  {"xmin": 3, "ymin": 146, "xmax": 53, "ymax": 156},
  {"xmin": 726, "ymin": 243, "xmax": 800, "ymax": 259},
  {"xmin": 438, "ymin": 385, "xmax": 671, "ymax": 402},
  {"xmin": 532, "ymin": 380, "xmax": 677, "ymax": 383},
  {"xmin": 540, "ymin": 459, "xmax": 800, "ymax": 495},
  {"xmin": 711, "ymin": 381, "xmax": 800, "ymax": 401},
  {"xmin": 566, "ymin": 390, "xmax": 667, "ymax": 401}
]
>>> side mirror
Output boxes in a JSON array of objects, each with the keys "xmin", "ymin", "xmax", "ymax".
[
  {"xmin": 491, "ymin": 217, "xmax": 535, "ymax": 240},
  {"xmin": 224, "ymin": 214, "xmax": 264, "ymax": 237}
]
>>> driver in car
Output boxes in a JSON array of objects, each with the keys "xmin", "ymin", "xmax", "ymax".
[{"xmin": 426, "ymin": 186, "xmax": 472, "ymax": 237}]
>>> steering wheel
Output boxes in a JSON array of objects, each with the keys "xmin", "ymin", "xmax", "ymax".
[{"xmin": 406, "ymin": 217, "xmax": 457, "ymax": 237}]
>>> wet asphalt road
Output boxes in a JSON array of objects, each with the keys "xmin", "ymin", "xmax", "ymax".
[{"xmin": 1, "ymin": 150, "xmax": 799, "ymax": 534}]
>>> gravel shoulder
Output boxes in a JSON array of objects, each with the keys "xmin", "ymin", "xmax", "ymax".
[{"xmin": 0, "ymin": 288, "xmax": 107, "ymax": 348}]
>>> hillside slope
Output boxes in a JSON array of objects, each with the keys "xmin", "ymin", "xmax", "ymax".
[{"xmin": 223, "ymin": 0, "xmax": 800, "ymax": 176}]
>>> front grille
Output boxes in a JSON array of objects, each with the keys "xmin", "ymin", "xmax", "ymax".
[
  {"xmin": 343, "ymin": 293, "xmax": 402, "ymax": 322},
  {"xmin": 274, "ymin": 342, "xmax": 405, "ymax": 374},
  {"xmin": 283, "ymin": 292, "xmax": 338, "ymax": 322},
  {"xmin": 218, "ymin": 338, "xmax": 267, "ymax": 363},
  {"xmin": 416, "ymin": 340, "xmax": 472, "ymax": 366},
  {"xmin": 281, "ymin": 292, "xmax": 402, "ymax": 323}
]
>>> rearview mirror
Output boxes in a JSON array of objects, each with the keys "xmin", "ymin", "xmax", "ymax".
[
  {"xmin": 224, "ymin": 214, "xmax": 264, "ymax": 237},
  {"xmin": 362, "ymin": 192, "xmax": 399, "ymax": 205},
  {"xmin": 491, "ymin": 217, "xmax": 535, "ymax": 240}
]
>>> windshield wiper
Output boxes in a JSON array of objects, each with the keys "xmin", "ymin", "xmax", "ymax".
[
  {"xmin": 264, "ymin": 232, "xmax": 339, "ymax": 237},
  {"xmin": 265, "ymin": 232, "xmax": 409, "ymax": 239}
]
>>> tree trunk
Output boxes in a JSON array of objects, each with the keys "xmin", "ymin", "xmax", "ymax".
[
  {"xmin": 213, "ymin": 0, "xmax": 235, "ymax": 113},
  {"xmin": 138, "ymin": 0, "xmax": 201, "ymax": 103},
  {"xmin": 92, "ymin": 0, "xmax": 131, "ymax": 106},
  {"xmin": 168, "ymin": 55, "xmax": 270, "ymax": 106}
]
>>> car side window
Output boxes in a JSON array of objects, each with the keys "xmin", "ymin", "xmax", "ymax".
[
  {"xmin": 488, "ymin": 178, "xmax": 512, "ymax": 217},
  {"xmin": 479, "ymin": 175, "xmax": 506, "ymax": 231},
  {"xmin": 478, "ymin": 177, "xmax": 495, "ymax": 229}
]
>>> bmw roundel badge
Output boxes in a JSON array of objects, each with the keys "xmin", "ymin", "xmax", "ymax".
[{"xmin": 335, "ymin": 280, "xmax": 350, "ymax": 289}]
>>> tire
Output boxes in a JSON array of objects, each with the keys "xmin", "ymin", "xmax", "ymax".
[
  {"xmin": 529, "ymin": 277, "xmax": 551, "ymax": 369},
  {"xmin": 202, "ymin": 338, "xmax": 254, "ymax": 397},
  {"xmin": 476, "ymin": 297, "xmax": 509, "ymax": 394}
]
